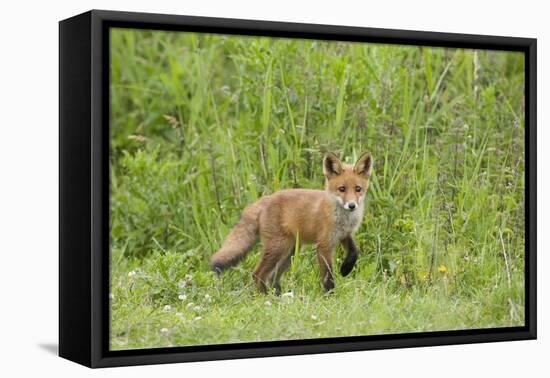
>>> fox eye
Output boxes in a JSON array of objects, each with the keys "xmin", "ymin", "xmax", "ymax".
[
  {"xmin": 355, "ymin": 186, "xmax": 361, "ymax": 192},
  {"xmin": 338, "ymin": 186, "xmax": 346, "ymax": 192}
]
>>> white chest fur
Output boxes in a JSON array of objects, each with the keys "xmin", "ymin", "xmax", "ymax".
[{"xmin": 329, "ymin": 202, "xmax": 364, "ymax": 247}]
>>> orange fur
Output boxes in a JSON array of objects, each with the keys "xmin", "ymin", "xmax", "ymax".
[{"xmin": 209, "ymin": 152, "xmax": 373, "ymax": 294}]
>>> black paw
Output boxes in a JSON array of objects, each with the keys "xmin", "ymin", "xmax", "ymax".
[
  {"xmin": 340, "ymin": 254, "xmax": 357, "ymax": 277},
  {"xmin": 322, "ymin": 276, "xmax": 335, "ymax": 292}
]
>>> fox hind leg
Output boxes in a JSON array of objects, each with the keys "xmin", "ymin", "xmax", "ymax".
[
  {"xmin": 268, "ymin": 252, "xmax": 293, "ymax": 295},
  {"xmin": 253, "ymin": 238, "xmax": 292, "ymax": 294}
]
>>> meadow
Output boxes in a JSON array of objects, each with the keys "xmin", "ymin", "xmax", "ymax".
[{"xmin": 109, "ymin": 28, "xmax": 525, "ymax": 350}]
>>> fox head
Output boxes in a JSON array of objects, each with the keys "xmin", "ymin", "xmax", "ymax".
[{"xmin": 323, "ymin": 152, "xmax": 373, "ymax": 212}]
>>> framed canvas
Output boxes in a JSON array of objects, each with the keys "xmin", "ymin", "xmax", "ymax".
[{"xmin": 59, "ymin": 10, "xmax": 537, "ymax": 368}]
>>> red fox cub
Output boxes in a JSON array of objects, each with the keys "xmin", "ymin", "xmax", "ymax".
[{"xmin": 210, "ymin": 152, "xmax": 373, "ymax": 294}]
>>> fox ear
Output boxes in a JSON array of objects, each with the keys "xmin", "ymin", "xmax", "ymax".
[
  {"xmin": 323, "ymin": 152, "xmax": 343, "ymax": 177},
  {"xmin": 354, "ymin": 152, "xmax": 373, "ymax": 178}
]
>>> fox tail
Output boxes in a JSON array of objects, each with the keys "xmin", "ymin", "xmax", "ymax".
[{"xmin": 209, "ymin": 198, "xmax": 267, "ymax": 274}]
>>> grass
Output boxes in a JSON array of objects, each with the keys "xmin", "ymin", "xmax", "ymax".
[{"xmin": 108, "ymin": 28, "xmax": 526, "ymax": 350}]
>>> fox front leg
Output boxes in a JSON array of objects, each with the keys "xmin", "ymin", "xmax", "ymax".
[
  {"xmin": 340, "ymin": 236, "xmax": 358, "ymax": 277},
  {"xmin": 316, "ymin": 243, "xmax": 335, "ymax": 292}
]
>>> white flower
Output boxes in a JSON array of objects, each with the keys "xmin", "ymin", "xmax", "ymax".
[
  {"xmin": 264, "ymin": 301, "xmax": 272, "ymax": 306},
  {"xmin": 193, "ymin": 306, "xmax": 204, "ymax": 312},
  {"xmin": 282, "ymin": 291, "xmax": 294, "ymax": 298},
  {"xmin": 177, "ymin": 280, "xmax": 187, "ymax": 289},
  {"xmin": 194, "ymin": 316, "xmax": 202, "ymax": 321},
  {"xmin": 311, "ymin": 315, "xmax": 318, "ymax": 320},
  {"xmin": 127, "ymin": 271, "xmax": 136, "ymax": 277},
  {"xmin": 160, "ymin": 328, "xmax": 169, "ymax": 333},
  {"xmin": 184, "ymin": 274, "xmax": 193, "ymax": 281},
  {"xmin": 186, "ymin": 302, "xmax": 195, "ymax": 309},
  {"xmin": 178, "ymin": 294, "xmax": 187, "ymax": 301},
  {"xmin": 163, "ymin": 305, "xmax": 172, "ymax": 312}
]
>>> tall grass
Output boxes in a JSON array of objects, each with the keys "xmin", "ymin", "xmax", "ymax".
[{"xmin": 109, "ymin": 28, "xmax": 525, "ymax": 350}]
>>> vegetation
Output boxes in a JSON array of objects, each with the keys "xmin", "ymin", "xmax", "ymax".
[{"xmin": 109, "ymin": 28, "xmax": 525, "ymax": 350}]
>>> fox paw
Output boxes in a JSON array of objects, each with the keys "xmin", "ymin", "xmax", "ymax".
[{"xmin": 340, "ymin": 255, "xmax": 357, "ymax": 277}]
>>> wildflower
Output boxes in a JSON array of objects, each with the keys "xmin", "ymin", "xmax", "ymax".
[
  {"xmin": 163, "ymin": 305, "xmax": 172, "ymax": 312},
  {"xmin": 194, "ymin": 316, "xmax": 203, "ymax": 321},
  {"xmin": 438, "ymin": 265, "xmax": 448, "ymax": 274},
  {"xmin": 282, "ymin": 291, "xmax": 294, "ymax": 298},
  {"xmin": 127, "ymin": 270, "xmax": 136, "ymax": 277},
  {"xmin": 160, "ymin": 328, "xmax": 169, "ymax": 333},
  {"xmin": 264, "ymin": 301, "xmax": 272, "ymax": 306},
  {"xmin": 418, "ymin": 271, "xmax": 427, "ymax": 282},
  {"xmin": 178, "ymin": 294, "xmax": 187, "ymax": 301},
  {"xmin": 163, "ymin": 114, "xmax": 179, "ymax": 129},
  {"xmin": 193, "ymin": 306, "xmax": 204, "ymax": 312},
  {"xmin": 311, "ymin": 315, "xmax": 318, "ymax": 321},
  {"xmin": 186, "ymin": 302, "xmax": 195, "ymax": 309}
]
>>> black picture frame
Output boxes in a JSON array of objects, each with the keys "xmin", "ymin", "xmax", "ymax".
[{"xmin": 59, "ymin": 9, "xmax": 537, "ymax": 368}]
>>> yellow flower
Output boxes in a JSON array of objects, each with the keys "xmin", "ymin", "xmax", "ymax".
[{"xmin": 438, "ymin": 265, "xmax": 448, "ymax": 274}]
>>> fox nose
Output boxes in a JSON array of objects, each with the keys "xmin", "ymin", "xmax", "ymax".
[{"xmin": 348, "ymin": 203, "xmax": 356, "ymax": 210}]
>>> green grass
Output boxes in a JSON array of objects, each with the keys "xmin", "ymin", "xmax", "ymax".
[{"xmin": 109, "ymin": 28, "xmax": 526, "ymax": 350}]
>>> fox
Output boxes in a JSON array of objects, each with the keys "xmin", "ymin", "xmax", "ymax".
[{"xmin": 209, "ymin": 151, "xmax": 373, "ymax": 294}]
